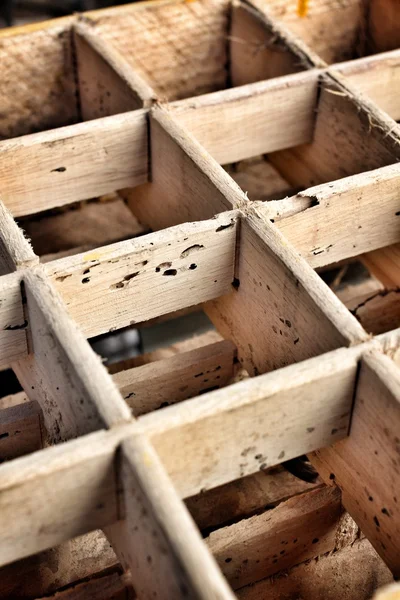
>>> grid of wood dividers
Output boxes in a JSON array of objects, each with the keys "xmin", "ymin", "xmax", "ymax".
[{"xmin": 1, "ymin": 0, "xmax": 400, "ymax": 597}]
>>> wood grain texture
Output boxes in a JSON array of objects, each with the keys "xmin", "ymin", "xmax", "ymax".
[
  {"xmin": 237, "ymin": 537, "xmax": 392, "ymax": 600},
  {"xmin": 266, "ymin": 163, "xmax": 400, "ymax": 268},
  {"xmin": 47, "ymin": 212, "xmax": 238, "ymax": 338},
  {"xmin": 140, "ymin": 346, "xmax": 359, "ymax": 498},
  {"xmin": 208, "ymin": 486, "xmax": 345, "ymax": 589},
  {"xmin": 106, "ymin": 434, "xmax": 235, "ymax": 600},
  {"xmin": 126, "ymin": 107, "xmax": 245, "ymax": 230},
  {"xmin": 14, "ymin": 267, "xmax": 132, "ymax": 443},
  {"xmin": 0, "ymin": 110, "xmax": 148, "ymax": 217},
  {"xmin": 269, "ymin": 73, "xmax": 400, "ymax": 189},
  {"xmin": 89, "ymin": 0, "xmax": 230, "ymax": 101},
  {"xmin": 186, "ymin": 467, "xmax": 321, "ymax": 531},
  {"xmin": 0, "ymin": 400, "xmax": 43, "ymax": 462},
  {"xmin": 74, "ymin": 23, "xmax": 155, "ymax": 120},
  {"xmin": 114, "ymin": 340, "xmax": 236, "ymax": 415},
  {"xmin": 170, "ymin": 70, "xmax": 319, "ymax": 165},
  {"xmin": 312, "ymin": 350, "xmax": 400, "ymax": 576},
  {"xmin": 0, "ymin": 424, "xmax": 135, "ymax": 567},
  {"xmin": 230, "ymin": 1, "xmax": 316, "ymax": 87},
  {"xmin": 0, "ymin": 199, "xmax": 38, "ymax": 274},
  {"xmin": 335, "ymin": 50, "xmax": 400, "ymax": 121},
  {"xmin": 250, "ymin": 0, "xmax": 364, "ymax": 64},
  {"xmin": 206, "ymin": 209, "xmax": 367, "ymax": 375},
  {"xmin": 0, "ymin": 530, "xmax": 120, "ymax": 600},
  {"xmin": 0, "ymin": 272, "xmax": 27, "ymax": 368},
  {"xmin": 0, "ymin": 23, "xmax": 78, "ymax": 140}
]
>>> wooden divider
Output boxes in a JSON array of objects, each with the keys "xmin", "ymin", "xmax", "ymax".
[{"xmin": 2, "ymin": 0, "xmax": 400, "ymax": 596}]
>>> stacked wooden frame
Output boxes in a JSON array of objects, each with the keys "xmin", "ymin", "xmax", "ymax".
[{"xmin": 1, "ymin": 0, "xmax": 400, "ymax": 597}]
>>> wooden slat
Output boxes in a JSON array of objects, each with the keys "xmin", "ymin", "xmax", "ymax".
[
  {"xmin": 335, "ymin": 50, "xmax": 400, "ymax": 121},
  {"xmin": 207, "ymin": 486, "xmax": 345, "ymax": 589},
  {"xmin": 0, "ymin": 337, "xmax": 235, "ymax": 460},
  {"xmin": 169, "ymin": 70, "xmax": 319, "ymax": 165},
  {"xmin": 14, "ymin": 267, "xmax": 132, "ymax": 443},
  {"xmin": 229, "ymin": 1, "xmax": 317, "ymax": 87},
  {"xmin": 0, "ymin": 424, "xmax": 132, "ymax": 566},
  {"xmin": 312, "ymin": 350, "xmax": 400, "ymax": 577},
  {"xmin": 187, "ymin": 467, "xmax": 321, "ymax": 531},
  {"xmin": 46, "ymin": 212, "xmax": 238, "ymax": 339},
  {"xmin": 140, "ymin": 345, "xmax": 360, "ymax": 498},
  {"xmin": 0, "ymin": 272, "xmax": 27, "ymax": 368},
  {"xmin": 237, "ymin": 537, "xmax": 392, "ymax": 600},
  {"xmin": 0, "ymin": 110, "xmax": 148, "ymax": 217},
  {"xmin": 206, "ymin": 208, "xmax": 367, "ymax": 375},
  {"xmin": 0, "ymin": 531, "xmax": 120, "ymax": 600},
  {"xmin": 106, "ymin": 434, "xmax": 235, "ymax": 600},
  {"xmin": 261, "ymin": 163, "xmax": 400, "ymax": 268},
  {"xmin": 0, "ymin": 399, "xmax": 43, "ymax": 461},
  {"xmin": 362, "ymin": 244, "xmax": 400, "ymax": 288},
  {"xmin": 125, "ymin": 107, "xmax": 244, "ymax": 230},
  {"xmin": 73, "ymin": 22, "xmax": 155, "ymax": 120},
  {"xmin": 114, "ymin": 340, "xmax": 236, "ymax": 415},
  {"xmin": 0, "ymin": 200, "xmax": 38, "ymax": 273},
  {"xmin": 269, "ymin": 73, "xmax": 400, "ymax": 189}
]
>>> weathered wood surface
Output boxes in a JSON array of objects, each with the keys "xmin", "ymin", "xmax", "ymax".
[
  {"xmin": 170, "ymin": 70, "xmax": 319, "ymax": 165},
  {"xmin": 312, "ymin": 351, "xmax": 400, "ymax": 576},
  {"xmin": 140, "ymin": 346, "xmax": 359, "ymax": 498},
  {"xmin": 74, "ymin": 23, "xmax": 155, "ymax": 119},
  {"xmin": 114, "ymin": 340, "xmax": 236, "ymax": 414},
  {"xmin": 0, "ymin": 110, "xmax": 148, "ymax": 216},
  {"xmin": 47, "ymin": 212, "xmax": 238, "ymax": 338}
]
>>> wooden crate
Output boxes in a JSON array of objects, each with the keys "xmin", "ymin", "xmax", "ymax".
[{"xmin": 1, "ymin": 0, "xmax": 400, "ymax": 597}]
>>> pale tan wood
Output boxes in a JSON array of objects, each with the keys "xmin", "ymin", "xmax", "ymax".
[
  {"xmin": 170, "ymin": 70, "xmax": 319, "ymax": 165},
  {"xmin": 107, "ymin": 433, "xmax": 235, "ymax": 600},
  {"xmin": 250, "ymin": 0, "xmax": 364, "ymax": 64},
  {"xmin": 14, "ymin": 267, "xmax": 132, "ymax": 443},
  {"xmin": 46, "ymin": 212, "xmax": 238, "ymax": 339},
  {"xmin": 237, "ymin": 537, "xmax": 392, "ymax": 600},
  {"xmin": 23, "ymin": 195, "xmax": 147, "ymax": 259},
  {"xmin": 108, "ymin": 330, "xmax": 224, "ymax": 373},
  {"xmin": 269, "ymin": 73, "xmax": 400, "ymax": 189},
  {"xmin": 0, "ymin": 337, "xmax": 233, "ymax": 459},
  {"xmin": 0, "ymin": 199, "xmax": 38, "ymax": 273},
  {"xmin": 187, "ymin": 467, "xmax": 321, "ymax": 531},
  {"xmin": 207, "ymin": 486, "xmax": 346, "ymax": 589},
  {"xmin": 0, "ymin": 272, "xmax": 28, "ymax": 368},
  {"xmin": 0, "ymin": 400, "xmax": 43, "ymax": 461},
  {"xmin": 114, "ymin": 340, "xmax": 236, "ymax": 415},
  {"xmin": 230, "ymin": 1, "xmax": 317, "ymax": 87},
  {"xmin": 206, "ymin": 208, "xmax": 367, "ymax": 375},
  {"xmin": 263, "ymin": 164, "xmax": 400, "ymax": 268},
  {"xmin": 351, "ymin": 290, "xmax": 400, "ymax": 335},
  {"xmin": 335, "ymin": 50, "xmax": 400, "ymax": 121},
  {"xmin": 0, "ymin": 424, "xmax": 135, "ymax": 566},
  {"xmin": 362, "ymin": 244, "xmax": 400, "ymax": 288},
  {"xmin": 140, "ymin": 345, "xmax": 359, "ymax": 498},
  {"xmin": 0, "ymin": 110, "xmax": 148, "ymax": 217},
  {"xmin": 74, "ymin": 23, "xmax": 155, "ymax": 120},
  {"xmin": 89, "ymin": 0, "xmax": 230, "ymax": 101},
  {"xmin": 126, "ymin": 108, "xmax": 244, "ymax": 230},
  {"xmin": 312, "ymin": 350, "xmax": 400, "ymax": 576},
  {"xmin": 0, "ymin": 23, "xmax": 78, "ymax": 139}
]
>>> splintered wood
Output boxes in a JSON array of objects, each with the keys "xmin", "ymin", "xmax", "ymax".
[{"xmin": 1, "ymin": 0, "xmax": 400, "ymax": 598}]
